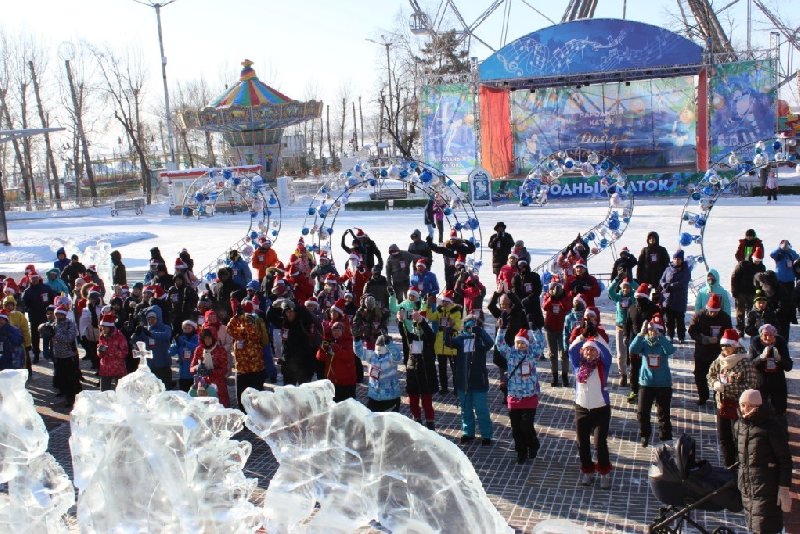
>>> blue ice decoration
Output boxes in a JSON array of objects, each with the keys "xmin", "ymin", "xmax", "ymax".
[
  {"xmin": 772, "ymin": 141, "xmax": 782, "ymax": 151},
  {"xmin": 194, "ymin": 192, "xmax": 205, "ymax": 202},
  {"xmin": 327, "ymin": 227, "xmax": 334, "ymax": 236},
  {"xmin": 250, "ymin": 211, "xmax": 257, "ymax": 218},
  {"xmin": 271, "ymin": 230, "xmax": 278, "ymax": 237},
  {"xmin": 600, "ymin": 238, "xmax": 609, "ymax": 248},
  {"xmin": 454, "ymin": 222, "xmax": 462, "ymax": 231},
  {"xmin": 409, "ymin": 162, "xmax": 417, "ymax": 169},
  {"xmin": 205, "ymin": 272, "xmax": 216, "ymax": 282},
  {"xmin": 608, "ymin": 219, "xmax": 620, "ymax": 230},
  {"xmin": 541, "ymin": 271, "xmax": 553, "ymax": 286},
  {"xmin": 444, "ymin": 207, "xmax": 452, "ymax": 216},
  {"xmin": 586, "ymin": 232, "xmax": 596, "ymax": 241},
  {"xmin": 250, "ymin": 231, "xmax": 259, "ymax": 240},
  {"xmin": 468, "ymin": 218, "xmax": 479, "ymax": 230},
  {"xmin": 269, "ymin": 195, "xmax": 277, "ymax": 205},
  {"xmin": 223, "ymin": 169, "xmax": 233, "ymax": 179},
  {"xmin": 420, "ymin": 171, "xmax": 433, "ymax": 183},
  {"xmin": 182, "ymin": 207, "xmax": 192, "ymax": 216},
  {"xmin": 319, "ymin": 205, "xmax": 329, "ymax": 217},
  {"xmin": 380, "ymin": 169, "xmax": 388, "ymax": 177},
  {"xmin": 308, "ymin": 207, "xmax": 316, "ymax": 215},
  {"xmin": 209, "ymin": 170, "xmax": 217, "ymax": 178},
  {"xmin": 302, "ymin": 227, "xmax": 310, "ymax": 236},
  {"xmin": 354, "ymin": 164, "xmax": 362, "ymax": 172},
  {"xmin": 266, "ymin": 209, "xmax": 272, "ymax": 216},
  {"xmin": 521, "ymin": 198, "xmax": 530, "ymax": 207},
  {"xmin": 368, "ymin": 178, "xmax": 376, "ymax": 186},
  {"xmin": 233, "ymin": 178, "xmax": 241, "ymax": 186},
  {"xmin": 680, "ymin": 232, "xmax": 693, "ymax": 247},
  {"xmin": 691, "ymin": 192, "xmax": 702, "ymax": 201}
]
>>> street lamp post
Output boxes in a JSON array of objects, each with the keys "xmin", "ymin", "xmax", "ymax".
[
  {"xmin": 134, "ymin": 0, "xmax": 178, "ymax": 170},
  {"xmin": 366, "ymin": 35, "xmax": 394, "ymax": 156}
]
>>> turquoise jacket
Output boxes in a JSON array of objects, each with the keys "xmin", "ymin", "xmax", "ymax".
[
  {"xmin": 608, "ymin": 278, "xmax": 637, "ymax": 327},
  {"xmin": 694, "ymin": 268, "xmax": 731, "ymax": 315},
  {"xmin": 629, "ymin": 333, "xmax": 675, "ymax": 388}
]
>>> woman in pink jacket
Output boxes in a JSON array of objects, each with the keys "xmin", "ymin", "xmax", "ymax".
[
  {"xmin": 191, "ymin": 327, "xmax": 231, "ymax": 407},
  {"xmin": 97, "ymin": 312, "xmax": 129, "ymax": 391}
]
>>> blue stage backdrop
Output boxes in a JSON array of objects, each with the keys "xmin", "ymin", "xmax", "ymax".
[{"xmin": 419, "ymin": 83, "xmax": 477, "ymax": 175}]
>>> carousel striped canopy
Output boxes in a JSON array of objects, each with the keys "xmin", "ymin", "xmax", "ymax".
[{"xmin": 208, "ymin": 59, "xmax": 294, "ymax": 109}]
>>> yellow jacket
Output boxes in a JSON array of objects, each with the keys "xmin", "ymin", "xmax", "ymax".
[
  {"xmin": 6, "ymin": 310, "xmax": 31, "ymax": 348},
  {"xmin": 429, "ymin": 303, "xmax": 462, "ymax": 356}
]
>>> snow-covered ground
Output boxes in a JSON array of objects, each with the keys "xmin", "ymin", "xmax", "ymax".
[{"xmin": 1, "ymin": 194, "xmax": 797, "ymax": 304}]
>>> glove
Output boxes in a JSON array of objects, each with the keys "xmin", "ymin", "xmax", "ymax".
[
  {"xmin": 387, "ymin": 286, "xmax": 395, "ymax": 296},
  {"xmin": 712, "ymin": 381, "xmax": 724, "ymax": 393},
  {"xmin": 777, "ymin": 486, "xmax": 792, "ymax": 513}
]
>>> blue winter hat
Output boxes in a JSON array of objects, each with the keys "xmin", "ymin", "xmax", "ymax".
[
  {"xmin": 246, "ymin": 280, "xmax": 260, "ymax": 291},
  {"xmin": 673, "ymin": 249, "xmax": 684, "ymax": 261}
]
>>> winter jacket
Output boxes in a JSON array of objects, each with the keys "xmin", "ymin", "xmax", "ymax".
[
  {"xmin": 459, "ymin": 276, "xmax": 486, "ymax": 316},
  {"xmin": 568, "ymin": 273, "xmax": 601, "ymax": 308},
  {"xmin": 52, "ymin": 318, "xmax": 78, "ymax": 360},
  {"xmin": 512, "ymin": 269, "xmax": 542, "ymax": 301},
  {"xmin": 341, "ymin": 234, "xmax": 383, "ymax": 271},
  {"xmin": 748, "ymin": 335, "xmax": 792, "ymax": 413},
  {"xmin": 316, "ymin": 329, "xmax": 357, "ymax": 387},
  {"xmin": 744, "ymin": 307, "xmax": 778, "ymax": 338},
  {"xmin": 78, "ymin": 303, "xmax": 101, "ymax": 343},
  {"xmin": 226, "ymin": 258, "xmax": 252, "ymax": 289},
  {"xmin": 339, "ymin": 268, "xmax": 369, "ymax": 302},
  {"xmin": 111, "ymin": 250, "xmax": 127, "ymax": 286},
  {"xmin": 408, "ymin": 239, "xmax": 433, "ymax": 265},
  {"xmin": 488, "ymin": 231, "xmax": 515, "ymax": 272},
  {"xmin": 5, "ymin": 308, "xmax": 31, "ymax": 349},
  {"xmin": 612, "ymin": 252, "xmax": 638, "ymax": 281},
  {"xmin": 735, "ymin": 405, "xmax": 793, "ymax": 534},
  {"xmin": 60, "ymin": 260, "xmax": 86, "ymax": 290},
  {"xmin": 405, "ymin": 318, "xmax": 439, "ymax": 395},
  {"xmin": 190, "ymin": 340, "xmax": 231, "ymax": 407},
  {"xmin": 660, "ymin": 261, "xmax": 691, "ymax": 312},
  {"xmin": 169, "ymin": 284, "xmax": 199, "ymax": 326},
  {"xmin": 280, "ymin": 305, "xmax": 318, "ymax": 379},
  {"xmin": 636, "ymin": 232, "xmax": 670, "ymax": 287},
  {"xmin": 497, "ymin": 264, "xmax": 517, "ymax": 289},
  {"xmin": 21, "ymin": 282, "xmax": 55, "ymax": 324},
  {"xmin": 227, "ymin": 313, "xmax": 266, "ymax": 374},
  {"xmin": 388, "ymin": 294, "xmax": 420, "ymax": 335},
  {"xmin": 364, "ymin": 275, "xmax": 390, "ymax": 310},
  {"xmin": 707, "ymin": 355, "xmax": 759, "ymax": 406},
  {"xmin": 98, "ymin": 328, "xmax": 128, "ymax": 378},
  {"xmin": 735, "ymin": 237, "xmax": 763, "ymax": 262},
  {"xmin": 487, "ymin": 291, "xmax": 530, "ymax": 369},
  {"xmin": 429, "ymin": 303, "xmax": 462, "ymax": 356},
  {"xmin": 409, "ymin": 270, "xmax": 439, "ymax": 298},
  {"xmin": 352, "ymin": 306, "xmax": 389, "ymax": 349},
  {"xmin": 132, "ymin": 305, "xmax": 173, "ymax": 369},
  {"xmin": 694, "ymin": 268, "xmax": 732, "ymax": 315},
  {"xmin": 54, "ymin": 248, "xmax": 70, "ymax": 272},
  {"xmin": 44, "ymin": 269, "xmax": 70, "ymax": 296},
  {"xmin": 367, "ymin": 340, "xmax": 403, "ymax": 401},
  {"xmin": 624, "ymin": 297, "xmax": 659, "ymax": 349},
  {"xmin": 251, "ymin": 247, "xmax": 279, "ymax": 281},
  {"xmin": 447, "ymin": 327, "xmax": 493, "ymax": 392},
  {"xmin": 731, "ymin": 260, "xmax": 765, "ymax": 298},
  {"xmin": 769, "ymin": 246, "xmax": 799, "ymax": 283},
  {"xmin": 629, "ymin": 334, "xmax": 675, "ymax": 388},
  {"xmin": 428, "ymin": 239, "xmax": 476, "ymax": 290},
  {"xmin": 608, "ymin": 278, "xmax": 635, "ymax": 326},
  {"xmin": 542, "ymin": 291, "xmax": 572, "ymax": 332},
  {"xmin": 568, "ymin": 336, "xmax": 613, "ymax": 407},
  {"xmin": 309, "ymin": 262, "xmax": 339, "ymax": 292},
  {"xmin": 753, "ymin": 271, "xmax": 787, "ymax": 314},
  {"xmin": 688, "ymin": 310, "xmax": 733, "ymax": 361},
  {"xmin": 287, "ymin": 273, "xmax": 315, "ymax": 307},
  {"xmin": 385, "ymin": 250, "xmax": 421, "ymax": 288},
  {"xmin": 0, "ymin": 321, "xmax": 24, "ymax": 370},
  {"xmin": 209, "ymin": 275, "xmax": 241, "ymax": 323},
  {"xmin": 562, "ymin": 310, "xmax": 584, "ymax": 348},
  {"xmin": 169, "ymin": 331, "xmax": 199, "ymax": 380},
  {"xmin": 495, "ymin": 328, "xmax": 543, "ymax": 399}
]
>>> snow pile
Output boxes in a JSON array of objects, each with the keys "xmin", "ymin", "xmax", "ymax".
[
  {"xmin": 0, "ymin": 232, "xmax": 157, "ymax": 266},
  {"xmin": 0, "ymin": 370, "xmax": 74, "ymax": 533},
  {"xmin": 69, "ymin": 347, "xmax": 260, "ymax": 533},
  {"xmin": 243, "ymin": 380, "xmax": 513, "ymax": 533}
]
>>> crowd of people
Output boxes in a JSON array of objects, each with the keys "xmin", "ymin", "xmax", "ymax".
[{"xmin": 0, "ymin": 222, "xmax": 795, "ymax": 529}]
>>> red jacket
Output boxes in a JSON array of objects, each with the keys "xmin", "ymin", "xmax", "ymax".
[
  {"xmin": 98, "ymin": 328, "xmax": 128, "ymax": 378},
  {"xmin": 316, "ymin": 330, "xmax": 357, "ymax": 386},
  {"xmin": 288, "ymin": 273, "xmax": 314, "ymax": 307},
  {"xmin": 340, "ymin": 269, "xmax": 369, "ymax": 302},
  {"xmin": 542, "ymin": 293, "xmax": 572, "ymax": 332},
  {"xmin": 190, "ymin": 343, "xmax": 231, "ymax": 407},
  {"xmin": 497, "ymin": 264, "xmax": 517, "ymax": 289},
  {"xmin": 251, "ymin": 248, "xmax": 279, "ymax": 281},
  {"xmin": 568, "ymin": 274, "xmax": 601, "ymax": 308}
]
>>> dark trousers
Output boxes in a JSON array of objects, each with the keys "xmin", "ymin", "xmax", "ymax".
[
  {"xmin": 334, "ymin": 384, "xmax": 357, "ymax": 402},
  {"xmin": 392, "ymin": 282, "xmax": 408, "ymax": 303},
  {"xmin": 545, "ymin": 329, "xmax": 568, "ymax": 382},
  {"xmin": 436, "ymin": 219, "xmax": 444, "ymax": 243},
  {"xmin": 574, "ymin": 403, "xmax": 612, "ymax": 473},
  {"xmin": 716, "ymin": 415, "xmax": 737, "ymax": 467},
  {"xmin": 53, "ymin": 356, "xmax": 82, "ymax": 406},
  {"xmin": 733, "ymin": 295, "xmax": 753, "ymax": 333},
  {"xmin": 637, "ymin": 386, "xmax": 673, "ymax": 440},
  {"xmin": 436, "ymin": 354, "xmax": 455, "ymax": 392},
  {"xmin": 766, "ymin": 187, "xmax": 778, "ymax": 200},
  {"xmin": 629, "ymin": 354, "xmax": 642, "ymax": 395},
  {"xmin": 30, "ymin": 319, "xmax": 43, "ymax": 357},
  {"xmin": 694, "ymin": 353, "xmax": 715, "ymax": 402},
  {"xmin": 664, "ymin": 309, "xmax": 686, "ymax": 340},
  {"xmin": 236, "ymin": 370, "xmax": 265, "ymax": 412},
  {"xmin": 509, "ymin": 408, "xmax": 539, "ymax": 456},
  {"xmin": 367, "ymin": 397, "xmax": 401, "ymax": 412},
  {"xmin": 99, "ymin": 376, "xmax": 121, "ymax": 391},
  {"xmin": 281, "ymin": 361, "xmax": 314, "ymax": 386},
  {"xmin": 83, "ymin": 340, "xmax": 99, "ymax": 369},
  {"xmin": 151, "ymin": 366, "xmax": 172, "ymax": 391}
]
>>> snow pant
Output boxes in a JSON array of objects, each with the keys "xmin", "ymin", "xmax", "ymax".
[
  {"xmin": 151, "ymin": 366, "xmax": 173, "ymax": 391},
  {"xmin": 693, "ymin": 353, "xmax": 715, "ymax": 403},
  {"xmin": 614, "ymin": 326, "xmax": 628, "ymax": 376},
  {"xmin": 236, "ymin": 370, "xmax": 265, "ymax": 413},
  {"xmin": 437, "ymin": 354, "xmax": 455, "ymax": 392},
  {"xmin": 766, "ymin": 187, "xmax": 778, "ymax": 200},
  {"xmin": 629, "ymin": 354, "xmax": 642, "ymax": 395},
  {"xmin": 546, "ymin": 329, "xmax": 568, "ymax": 382},
  {"xmin": 509, "ymin": 407, "xmax": 538, "ymax": 457},
  {"xmin": 281, "ymin": 360, "xmax": 315, "ymax": 386},
  {"xmin": 333, "ymin": 384, "xmax": 356, "ymax": 403},
  {"xmin": 574, "ymin": 403, "xmax": 612, "ymax": 474},
  {"xmin": 716, "ymin": 414, "xmax": 737, "ymax": 467},
  {"xmin": 426, "ymin": 223, "xmax": 435, "ymax": 240},
  {"xmin": 367, "ymin": 397, "xmax": 401, "ymax": 412},
  {"xmin": 637, "ymin": 386, "xmax": 673, "ymax": 440},
  {"xmin": 457, "ymin": 390, "xmax": 492, "ymax": 439},
  {"xmin": 408, "ymin": 393, "xmax": 434, "ymax": 422},
  {"xmin": 664, "ymin": 308, "xmax": 686, "ymax": 341},
  {"xmin": 733, "ymin": 295, "xmax": 753, "ymax": 334},
  {"xmin": 53, "ymin": 356, "xmax": 82, "ymax": 406},
  {"xmin": 99, "ymin": 376, "xmax": 122, "ymax": 391}
]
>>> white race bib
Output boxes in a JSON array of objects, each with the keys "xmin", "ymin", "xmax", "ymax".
[
  {"xmin": 647, "ymin": 354, "xmax": 660, "ymax": 369},
  {"xmin": 236, "ymin": 340, "xmax": 244, "ymax": 349},
  {"xmin": 710, "ymin": 326, "xmax": 721, "ymax": 338},
  {"xmin": 369, "ymin": 365, "xmax": 381, "ymax": 380},
  {"xmin": 552, "ymin": 304, "xmax": 561, "ymax": 314},
  {"xmin": 411, "ymin": 340, "xmax": 423, "ymax": 354},
  {"xmin": 520, "ymin": 361, "xmax": 532, "ymax": 378}
]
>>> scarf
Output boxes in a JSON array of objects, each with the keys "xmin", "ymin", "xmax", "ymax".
[
  {"xmin": 718, "ymin": 353, "xmax": 746, "ymax": 371},
  {"xmin": 202, "ymin": 344, "xmax": 216, "ymax": 370},
  {"xmin": 577, "ymin": 356, "xmax": 599, "ymax": 384}
]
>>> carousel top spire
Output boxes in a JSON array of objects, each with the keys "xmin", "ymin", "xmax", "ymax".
[{"xmin": 208, "ymin": 59, "xmax": 294, "ymax": 110}]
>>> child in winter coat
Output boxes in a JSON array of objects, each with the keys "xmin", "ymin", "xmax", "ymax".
[
  {"xmin": 169, "ymin": 320, "xmax": 199, "ymax": 392},
  {"xmin": 562, "ymin": 295, "xmax": 586, "ymax": 354},
  {"xmin": 495, "ymin": 325, "xmax": 544, "ymax": 463},
  {"xmin": 747, "ymin": 323, "xmax": 793, "ymax": 416},
  {"xmin": 317, "ymin": 320, "xmax": 358, "ymax": 402},
  {"xmin": 97, "ymin": 312, "xmax": 128, "ymax": 391},
  {"xmin": 405, "ymin": 310, "xmax": 439, "ymax": 429},
  {"xmin": 190, "ymin": 328, "xmax": 231, "ymax": 407},
  {"xmin": 366, "ymin": 335, "xmax": 403, "ymax": 412},
  {"xmin": 447, "ymin": 314, "xmax": 494, "ymax": 445},
  {"xmin": 608, "ymin": 277, "xmax": 636, "ymax": 386},
  {"xmin": 628, "ymin": 314, "xmax": 675, "ymax": 447},
  {"xmin": 744, "ymin": 291, "xmax": 778, "ymax": 338},
  {"xmin": 543, "ymin": 281, "xmax": 572, "ymax": 387}
]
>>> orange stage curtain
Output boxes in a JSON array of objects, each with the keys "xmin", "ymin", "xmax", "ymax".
[{"xmin": 479, "ymin": 85, "xmax": 514, "ymax": 179}]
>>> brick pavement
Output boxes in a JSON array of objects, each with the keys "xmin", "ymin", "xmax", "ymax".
[{"xmin": 34, "ymin": 310, "xmax": 799, "ymax": 533}]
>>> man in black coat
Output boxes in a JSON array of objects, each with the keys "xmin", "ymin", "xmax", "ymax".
[
  {"xmin": 385, "ymin": 244, "xmax": 421, "ymax": 300},
  {"xmin": 279, "ymin": 301, "xmax": 317, "ymax": 385},
  {"xmin": 636, "ymin": 231, "xmax": 670, "ymax": 287},
  {"xmin": 512, "ymin": 261, "xmax": 543, "ymax": 329},
  {"xmin": 364, "ymin": 266, "xmax": 390, "ymax": 310},
  {"xmin": 731, "ymin": 247, "xmax": 766, "ymax": 335},
  {"xmin": 427, "ymin": 233, "xmax": 477, "ymax": 291},
  {"xmin": 208, "ymin": 267, "xmax": 241, "ymax": 323},
  {"xmin": 487, "ymin": 290, "xmax": 530, "ymax": 372},
  {"xmin": 687, "ymin": 294, "xmax": 733, "ymax": 405},
  {"xmin": 612, "ymin": 246, "xmax": 638, "ymax": 281},
  {"xmin": 341, "ymin": 228, "xmax": 383, "ymax": 270},
  {"xmin": 21, "ymin": 273, "xmax": 55, "ymax": 363},
  {"xmin": 488, "ymin": 222, "xmax": 515, "ymax": 276},
  {"xmin": 60, "ymin": 254, "xmax": 86, "ymax": 292},
  {"xmin": 408, "ymin": 229, "xmax": 432, "ymax": 267}
]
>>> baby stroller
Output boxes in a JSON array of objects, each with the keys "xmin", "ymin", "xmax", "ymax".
[{"xmin": 648, "ymin": 434, "xmax": 742, "ymax": 534}]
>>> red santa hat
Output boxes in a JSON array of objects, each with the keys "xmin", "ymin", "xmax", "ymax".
[
  {"xmin": 332, "ymin": 298, "xmax": 346, "ymax": 315},
  {"xmin": 175, "ymin": 258, "xmax": 188, "ymax": 270},
  {"xmin": 706, "ymin": 293, "xmax": 722, "ymax": 312},
  {"xmin": 584, "ymin": 307, "xmax": 600, "ymax": 320},
  {"xmin": 450, "ymin": 228, "xmax": 458, "ymax": 238},
  {"xmin": 635, "ymin": 283, "xmax": 651, "ymax": 299},
  {"xmin": 508, "ymin": 252, "xmax": 519, "ymax": 260},
  {"xmin": 415, "ymin": 259, "xmax": 427, "ymax": 269},
  {"xmin": 514, "ymin": 328, "xmax": 530, "ymax": 345},
  {"xmin": 648, "ymin": 313, "xmax": 665, "ymax": 331},
  {"xmin": 440, "ymin": 290, "xmax": 455, "ymax": 303},
  {"xmin": 751, "ymin": 246, "xmax": 764, "ymax": 262},
  {"xmin": 324, "ymin": 274, "xmax": 338, "ymax": 285},
  {"xmin": 621, "ymin": 246, "xmax": 630, "ymax": 253},
  {"xmin": 354, "ymin": 228, "xmax": 365, "ymax": 237},
  {"xmin": 241, "ymin": 301, "xmax": 255, "ymax": 314},
  {"xmin": 87, "ymin": 264, "xmax": 97, "ymax": 273},
  {"xmin": 348, "ymin": 253, "xmax": 361, "ymax": 264},
  {"xmin": 153, "ymin": 286, "xmax": 166, "ymax": 300},
  {"xmin": 54, "ymin": 305, "xmax": 69, "ymax": 316},
  {"xmin": 119, "ymin": 285, "xmax": 130, "ymax": 295},
  {"xmin": 2, "ymin": 279, "xmax": 19, "ymax": 294},
  {"xmin": 304, "ymin": 296, "xmax": 319, "ymax": 309},
  {"xmin": 572, "ymin": 294, "xmax": 586, "ymax": 308},
  {"xmin": 407, "ymin": 287, "xmax": 420, "ymax": 298},
  {"xmin": 182, "ymin": 319, "xmax": 197, "ymax": 329},
  {"xmin": 720, "ymin": 328, "xmax": 740, "ymax": 347},
  {"xmin": 574, "ymin": 259, "xmax": 587, "ymax": 269},
  {"xmin": 100, "ymin": 312, "xmax": 116, "ymax": 327},
  {"xmin": 582, "ymin": 337, "xmax": 601, "ymax": 352},
  {"xmin": 620, "ymin": 278, "xmax": 632, "ymax": 289}
]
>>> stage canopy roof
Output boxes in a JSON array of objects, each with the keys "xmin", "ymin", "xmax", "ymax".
[{"xmin": 479, "ymin": 18, "xmax": 704, "ymax": 90}]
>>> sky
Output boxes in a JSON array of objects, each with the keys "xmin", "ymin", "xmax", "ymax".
[{"xmin": 1, "ymin": 0, "xmax": 794, "ymax": 151}]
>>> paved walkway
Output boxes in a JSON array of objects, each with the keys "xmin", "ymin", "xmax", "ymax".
[{"xmin": 33, "ymin": 310, "xmax": 800, "ymax": 533}]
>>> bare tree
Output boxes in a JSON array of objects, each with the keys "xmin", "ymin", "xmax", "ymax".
[{"xmin": 28, "ymin": 45, "xmax": 63, "ymax": 209}]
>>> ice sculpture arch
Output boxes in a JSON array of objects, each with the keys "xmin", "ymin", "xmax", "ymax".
[
  {"xmin": 301, "ymin": 160, "xmax": 485, "ymax": 272},
  {"xmin": 677, "ymin": 136, "xmax": 794, "ymax": 294},
  {"xmin": 520, "ymin": 149, "xmax": 635, "ymax": 274}
]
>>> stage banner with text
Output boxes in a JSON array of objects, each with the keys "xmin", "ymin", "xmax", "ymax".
[
  {"xmin": 510, "ymin": 77, "xmax": 697, "ymax": 172},
  {"xmin": 420, "ymin": 83, "xmax": 477, "ymax": 175},
  {"xmin": 709, "ymin": 60, "xmax": 777, "ymax": 160}
]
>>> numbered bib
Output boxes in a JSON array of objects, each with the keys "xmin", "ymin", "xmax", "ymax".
[
  {"xmin": 520, "ymin": 361, "xmax": 532, "ymax": 378},
  {"xmin": 440, "ymin": 318, "xmax": 450, "ymax": 328},
  {"xmin": 650, "ymin": 253, "xmax": 658, "ymax": 262},
  {"xmin": 369, "ymin": 365, "xmax": 381, "ymax": 380},
  {"xmin": 411, "ymin": 340, "xmax": 423, "ymax": 354},
  {"xmin": 524, "ymin": 283, "xmax": 532, "ymax": 292},
  {"xmin": 710, "ymin": 326, "xmax": 721, "ymax": 338},
  {"xmin": 787, "ymin": 259, "xmax": 793, "ymax": 268},
  {"xmin": 41, "ymin": 294, "xmax": 49, "ymax": 303},
  {"xmin": 148, "ymin": 338, "xmax": 155, "ymax": 347},
  {"xmin": 552, "ymin": 304, "xmax": 561, "ymax": 314},
  {"xmin": 621, "ymin": 298, "xmax": 630, "ymax": 309},
  {"xmin": 183, "ymin": 350, "xmax": 191, "ymax": 361},
  {"xmin": 447, "ymin": 258, "xmax": 455, "ymax": 266},
  {"xmin": 258, "ymin": 255, "xmax": 264, "ymax": 262},
  {"xmin": 233, "ymin": 269, "xmax": 239, "ymax": 276},
  {"xmin": 463, "ymin": 338, "xmax": 475, "ymax": 353},
  {"xmin": 720, "ymin": 372, "xmax": 729, "ymax": 385},
  {"xmin": 171, "ymin": 294, "xmax": 179, "ymax": 303},
  {"xmin": 766, "ymin": 358, "xmax": 777, "ymax": 372},
  {"xmin": 236, "ymin": 340, "xmax": 244, "ymax": 350},
  {"xmin": 647, "ymin": 353, "xmax": 660, "ymax": 369},
  {"xmin": 399, "ymin": 261, "xmax": 406, "ymax": 268},
  {"xmin": 281, "ymin": 329, "xmax": 288, "ymax": 341}
]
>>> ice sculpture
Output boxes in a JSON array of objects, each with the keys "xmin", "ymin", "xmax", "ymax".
[
  {"xmin": 81, "ymin": 240, "xmax": 113, "ymax": 294},
  {"xmin": 243, "ymin": 380, "xmax": 512, "ymax": 534},
  {"xmin": 69, "ymin": 343, "xmax": 261, "ymax": 532},
  {"xmin": 0, "ymin": 370, "xmax": 74, "ymax": 533}
]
